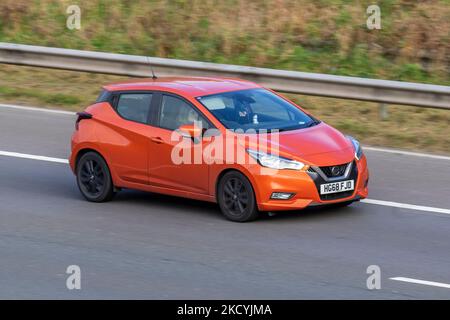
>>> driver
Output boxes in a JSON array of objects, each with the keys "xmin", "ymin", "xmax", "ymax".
[{"xmin": 235, "ymin": 99, "xmax": 252, "ymax": 124}]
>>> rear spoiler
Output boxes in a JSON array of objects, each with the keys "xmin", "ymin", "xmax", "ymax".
[
  {"xmin": 75, "ymin": 112, "xmax": 92, "ymax": 130},
  {"xmin": 76, "ymin": 112, "xmax": 92, "ymax": 120}
]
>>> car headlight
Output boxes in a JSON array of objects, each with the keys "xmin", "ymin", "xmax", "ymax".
[
  {"xmin": 347, "ymin": 136, "xmax": 363, "ymax": 160},
  {"xmin": 247, "ymin": 149, "xmax": 305, "ymax": 170}
]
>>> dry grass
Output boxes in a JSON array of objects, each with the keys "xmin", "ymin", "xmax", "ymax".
[
  {"xmin": 0, "ymin": 64, "xmax": 449, "ymax": 154},
  {"xmin": 0, "ymin": 0, "xmax": 449, "ymax": 84},
  {"xmin": 0, "ymin": 64, "xmax": 126, "ymax": 110}
]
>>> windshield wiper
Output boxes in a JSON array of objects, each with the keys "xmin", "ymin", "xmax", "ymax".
[
  {"xmin": 277, "ymin": 125, "xmax": 301, "ymax": 132},
  {"xmin": 305, "ymin": 120, "xmax": 321, "ymax": 128},
  {"xmin": 270, "ymin": 120, "xmax": 321, "ymax": 132}
]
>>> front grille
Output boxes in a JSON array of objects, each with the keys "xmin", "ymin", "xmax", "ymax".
[
  {"xmin": 307, "ymin": 161, "xmax": 358, "ymax": 201},
  {"xmin": 320, "ymin": 163, "xmax": 348, "ymax": 178}
]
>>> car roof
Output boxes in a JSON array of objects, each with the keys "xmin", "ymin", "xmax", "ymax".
[{"xmin": 103, "ymin": 76, "xmax": 261, "ymax": 98}]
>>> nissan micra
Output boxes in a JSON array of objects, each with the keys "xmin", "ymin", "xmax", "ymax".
[{"xmin": 70, "ymin": 77, "xmax": 369, "ymax": 222}]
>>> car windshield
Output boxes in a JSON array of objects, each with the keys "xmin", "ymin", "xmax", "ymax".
[{"xmin": 197, "ymin": 88, "xmax": 318, "ymax": 131}]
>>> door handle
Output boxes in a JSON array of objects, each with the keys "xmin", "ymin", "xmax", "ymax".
[{"xmin": 150, "ymin": 136, "xmax": 164, "ymax": 144}]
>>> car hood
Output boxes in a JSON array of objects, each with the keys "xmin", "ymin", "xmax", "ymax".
[{"xmin": 247, "ymin": 122, "xmax": 355, "ymax": 166}]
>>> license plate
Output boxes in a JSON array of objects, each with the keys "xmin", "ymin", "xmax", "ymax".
[{"xmin": 320, "ymin": 180, "xmax": 354, "ymax": 195}]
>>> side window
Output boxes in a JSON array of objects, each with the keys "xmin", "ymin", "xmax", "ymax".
[
  {"xmin": 159, "ymin": 95, "xmax": 210, "ymax": 131},
  {"xmin": 116, "ymin": 93, "xmax": 153, "ymax": 123}
]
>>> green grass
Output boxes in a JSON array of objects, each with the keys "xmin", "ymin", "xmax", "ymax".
[
  {"xmin": 0, "ymin": 0, "xmax": 449, "ymax": 85},
  {"xmin": 0, "ymin": 85, "xmax": 81, "ymax": 106}
]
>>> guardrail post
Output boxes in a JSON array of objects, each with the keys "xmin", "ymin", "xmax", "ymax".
[{"xmin": 379, "ymin": 103, "xmax": 388, "ymax": 120}]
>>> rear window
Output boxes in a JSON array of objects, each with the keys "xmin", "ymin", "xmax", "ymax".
[
  {"xmin": 95, "ymin": 89, "xmax": 111, "ymax": 103},
  {"xmin": 116, "ymin": 93, "xmax": 153, "ymax": 124}
]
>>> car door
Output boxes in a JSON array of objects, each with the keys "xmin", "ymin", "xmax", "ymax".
[
  {"xmin": 148, "ymin": 93, "xmax": 212, "ymax": 194},
  {"xmin": 106, "ymin": 91, "xmax": 156, "ymax": 185}
]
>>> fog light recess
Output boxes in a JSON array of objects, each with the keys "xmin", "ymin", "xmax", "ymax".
[{"xmin": 270, "ymin": 192, "xmax": 295, "ymax": 200}]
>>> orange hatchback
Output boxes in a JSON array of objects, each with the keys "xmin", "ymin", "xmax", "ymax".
[{"xmin": 70, "ymin": 77, "xmax": 369, "ymax": 222}]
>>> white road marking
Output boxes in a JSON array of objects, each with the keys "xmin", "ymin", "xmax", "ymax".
[
  {"xmin": 0, "ymin": 151, "xmax": 68, "ymax": 164},
  {"xmin": 390, "ymin": 277, "xmax": 450, "ymax": 289},
  {"xmin": 364, "ymin": 146, "xmax": 450, "ymax": 161},
  {"xmin": 361, "ymin": 199, "xmax": 450, "ymax": 216},
  {"xmin": 0, "ymin": 103, "xmax": 75, "ymax": 115}
]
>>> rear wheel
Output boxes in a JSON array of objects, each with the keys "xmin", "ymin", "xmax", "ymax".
[
  {"xmin": 217, "ymin": 171, "xmax": 258, "ymax": 222},
  {"xmin": 76, "ymin": 152, "xmax": 115, "ymax": 202}
]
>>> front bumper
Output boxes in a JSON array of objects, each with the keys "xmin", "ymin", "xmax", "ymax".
[{"xmin": 251, "ymin": 155, "xmax": 369, "ymax": 211}]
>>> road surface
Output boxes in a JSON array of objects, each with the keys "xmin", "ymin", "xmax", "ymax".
[{"xmin": 0, "ymin": 104, "xmax": 449, "ymax": 299}]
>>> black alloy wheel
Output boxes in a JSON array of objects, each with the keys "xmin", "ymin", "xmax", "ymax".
[
  {"xmin": 218, "ymin": 171, "xmax": 258, "ymax": 222},
  {"xmin": 76, "ymin": 152, "xmax": 115, "ymax": 202}
]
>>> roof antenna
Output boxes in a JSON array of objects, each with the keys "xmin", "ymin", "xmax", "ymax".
[{"xmin": 146, "ymin": 56, "xmax": 158, "ymax": 80}]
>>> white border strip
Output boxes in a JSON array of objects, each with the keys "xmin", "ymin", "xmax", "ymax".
[
  {"xmin": 390, "ymin": 277, "xmax": 450, "ymax": 289},
  {"xmin": 364, "ymin": 146, "xmax": 450, "ymax": 161},
  {"xmin": 0, "ymin": 151, "xmax": 68, "ymax": 164},
  {"xmin": 361, "ymin": 199, "xmax": 450, "ymax": 215},
  {"xmin": 0, "ymin": 103, "xmax": 75, "ymax": 115}
]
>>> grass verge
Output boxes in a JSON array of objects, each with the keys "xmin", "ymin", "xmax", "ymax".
[{"xmin": 1, "ymin": 64, "xmax": 449, "ymax": 154}]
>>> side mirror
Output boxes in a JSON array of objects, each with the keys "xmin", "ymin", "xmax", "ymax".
[{"xmin": 178, "ymin": 124, "xmax": 202, "ymax": 139}]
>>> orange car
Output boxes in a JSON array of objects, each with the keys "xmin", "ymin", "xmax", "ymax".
[{"xmin": 70, "ymin": 77, "xmax": 369, "ymax": 222}]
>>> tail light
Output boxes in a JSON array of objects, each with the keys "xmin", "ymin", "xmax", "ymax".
[{"xmin": 75, "ymin": 112, "xmax": 92, "ymax": 130}]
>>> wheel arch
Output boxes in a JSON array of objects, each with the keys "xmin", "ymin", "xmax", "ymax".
[
  {"xmin": 214, "ymin": 167, "xmax": 260, "ymax": 203},
  {"xmin": 74, "ymin": 147, "xmax": 110, "ymax": 173}
]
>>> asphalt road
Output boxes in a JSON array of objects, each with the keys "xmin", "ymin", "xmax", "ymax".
[{"xmin": 0, "ymin": 105, "xmax": 449, "ymax": 299}]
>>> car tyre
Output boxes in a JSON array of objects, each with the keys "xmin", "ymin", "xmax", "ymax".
[
  {"xmin": 76, "ymin": 151, "xmax": 115, "ymax": 202},
  {"xmin": 217, "ymin": 171, "xmax": 259, "ymax": 222}
]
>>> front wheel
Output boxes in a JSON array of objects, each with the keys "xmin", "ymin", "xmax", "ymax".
[
  {"xmin": 217, "ymin": 171, "xmax": 259, "ymax": 222},
  {"xmin": 76, "ymin": 151, "xmax": 115, "ymax": 202}
]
